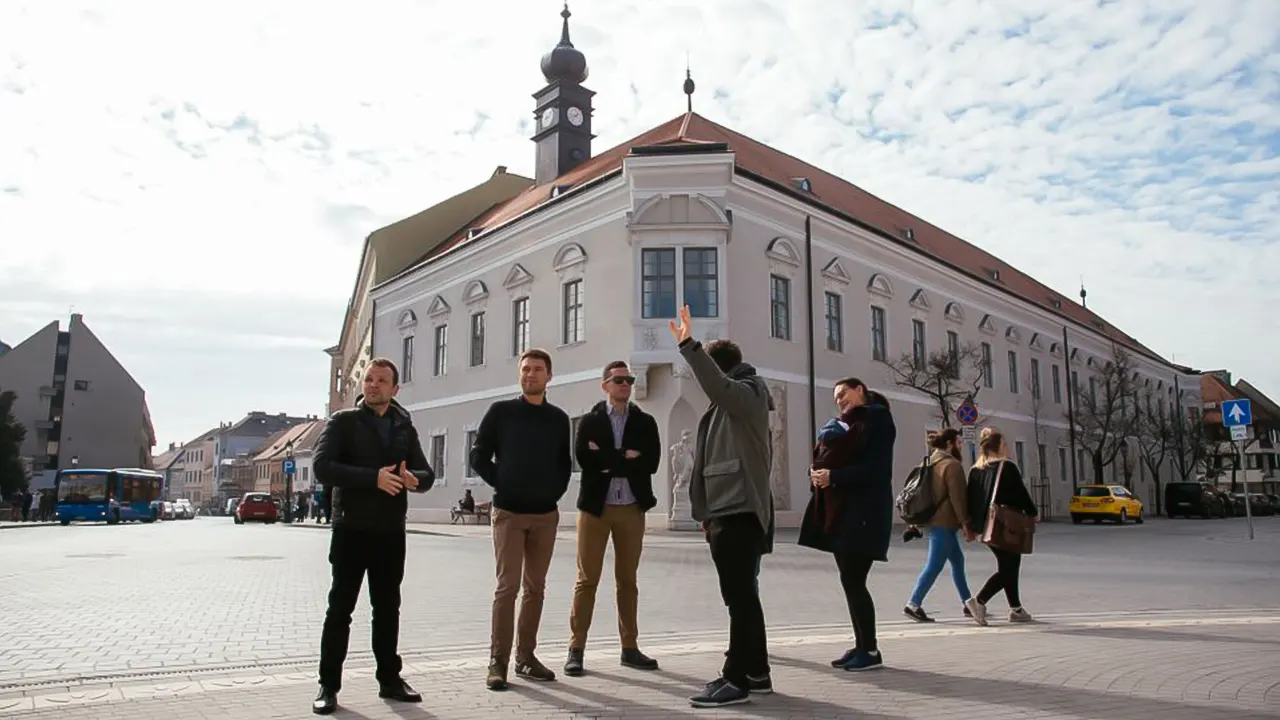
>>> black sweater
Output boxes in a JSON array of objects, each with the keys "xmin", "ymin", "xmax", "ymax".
[
  {"xmin": 966, "ymin": 460, "xmax": 1038, "ymax": 531},
  {"xmin": 469, "ymin": 396, "xmax": 572, "ymax": 514}
]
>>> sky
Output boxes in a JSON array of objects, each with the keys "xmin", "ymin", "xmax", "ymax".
[{"xmin": 1, "ymin": 0, "xmax": 1277, "ymax": 449}]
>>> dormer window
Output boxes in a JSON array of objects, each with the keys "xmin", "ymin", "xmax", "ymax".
[
  {"xmin": 1048, "ymin": 297, "xmax": 1062, "ymax": 309},
  {"xmin": 467, "ymin": 227, "xmax": 484, "ymax": 239},
  {"xmin": 791, "ymin": 177, "xmax": 813, "ymax": 193},
  {"xmin": 550, "ymin": 184, "xmax": 567, "ymax": 197},
  {"xmin": 901, "ymin": 227, "xmax": 916, "ymax": 242},
  {"xmin": 985, "ymin": 268, "xmax": 1001, "ymax": 281}
]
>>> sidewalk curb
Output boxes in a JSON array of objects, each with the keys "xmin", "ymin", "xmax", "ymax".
[{"xmin": 0, "ymin": 523, "xmax": 58, "ymax": 530}]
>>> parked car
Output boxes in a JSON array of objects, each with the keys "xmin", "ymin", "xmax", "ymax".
[
  {"xmin": 234, "ymin": 493, "xmax": 278, "ymax": 524},
  {"xmin": 1217, "ymin": 490, "xmax": 1244, "ymax": 516},
  {"xmin": 1164, "ymin": 482, "xmax": 1226, "ymax": 519},
  {"xmin": 1070, "ymin": 485, "xmax": 1144, "ymax": 524},
  {"xmin": 172, "ymin": 498, "xmax": 195, "ymax": 519},
  {"xmin": 1247, "ymin": 494, "xmax": 1276, "ymax": 516}
]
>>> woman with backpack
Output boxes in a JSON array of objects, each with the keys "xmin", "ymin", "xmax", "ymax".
[
  {"xmin": 798, "ymin": 377, "xmax": 896, "ymax": 672},
  {"xmin": 967, "ymin": 427, "xmax": 1038, "ymax": 623}
]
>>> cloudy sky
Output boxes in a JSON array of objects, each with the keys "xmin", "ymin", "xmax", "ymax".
[{"xmin": 2, "ymin": 0, "xmax": 1276, "ymax": 448}]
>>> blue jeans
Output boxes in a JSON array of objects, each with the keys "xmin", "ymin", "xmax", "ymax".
[{"xmin": 908, "ymin": 527, "xmax": 971, "ymax": 606}]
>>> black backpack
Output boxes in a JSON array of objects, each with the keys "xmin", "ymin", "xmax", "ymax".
[{"xmin": 896, "ymin": 455, "xmax": 937, "ymax": 524}]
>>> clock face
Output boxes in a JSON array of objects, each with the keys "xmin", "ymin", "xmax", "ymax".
[
  {"xmin": 567, "ymin": 106, "xmax": 584, "ymax": 126},
  {"xmin": 541, "ymin": 107, "xmax": 556, "ymax": 128}
]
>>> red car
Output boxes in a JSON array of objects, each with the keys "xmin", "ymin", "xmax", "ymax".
[{"xmin": 234, "ymin": 493, "xmax": 278, "ymax": 524}]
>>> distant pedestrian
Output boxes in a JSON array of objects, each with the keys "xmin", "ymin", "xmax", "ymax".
[
  {"xmin": 669, "ymin": 306, "xmax": 776, "ymax": 709},
  {"xmin": 798, "ymin": 378, "xmax": 896, "ymax": 673},
  {"xmin": 21, "ymin": 491, "xmax": 33, "ymax": 522},
  {"xmin": 966, "ymin": 427, "xmax": 1038, "ymax": 623},
  {"xmin": 470, "ymin": 348, "xmax": 572, "ymax": 691},
  {"xmin": 310, "ymin": 357, "xmax": 435, "ymax": 715},
  {"xmin": 902, "ymin": 428, "xmax": 986, "ymax": 626}
]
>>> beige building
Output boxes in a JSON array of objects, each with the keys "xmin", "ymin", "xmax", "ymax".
[
  {"xmin": 0, "ymin": 313, "xmax": 154, "ymax": 490},
  {"xmin": 250, "ymin": 421, "xmax": 320, "ymax": 500},
  {"xmin": 339, "ymin": 9, "xmax": 1202, "ymax": 526}
]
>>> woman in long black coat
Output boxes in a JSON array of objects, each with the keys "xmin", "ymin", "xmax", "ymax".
[{"xmin": 798, "ymin": 378, "xmax": 896, "ymax": 672}]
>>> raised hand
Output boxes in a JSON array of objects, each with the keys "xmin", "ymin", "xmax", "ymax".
[{"xmin": 667, "ymin": 304, "xmax": 692, "ymax": 344}]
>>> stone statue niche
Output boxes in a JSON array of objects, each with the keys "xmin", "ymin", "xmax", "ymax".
[
  {"xmin": 767, "ymin": 381, "xmax": 792, "ymax": 511},
  {"xmin": 667, "ymin": 429, "xmax": 698, "ymax": 531}
]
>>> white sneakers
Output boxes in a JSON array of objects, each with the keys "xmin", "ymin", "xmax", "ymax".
[{"xmin": 964, "ymin": 598, "xmax": 989, "ymax": 626}]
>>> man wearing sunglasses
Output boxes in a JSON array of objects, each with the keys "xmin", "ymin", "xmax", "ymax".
[{"xmin": 564, "ymin": 360, "xmax": 662, "ymax": 677}]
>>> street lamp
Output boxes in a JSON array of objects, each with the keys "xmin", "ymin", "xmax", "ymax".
[{"xmin": 283, "ymin": 440, "xmax": 295, "ymax": 523}]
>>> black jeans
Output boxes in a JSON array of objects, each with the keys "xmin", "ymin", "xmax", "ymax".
[
  {"xmin": 707, "ymin": 513, "xmax": 769, "ymax": 686},
  {"xmin": 976, "ymin": 546, "xmax": 1022, "ymax": 608},
  {"xmin": 834, "ymin": 552, "xmax": 877, "ymax": 652},
  {"xmin": 318, "ymin": 527, "xmax": 408, "ymax": 691}
]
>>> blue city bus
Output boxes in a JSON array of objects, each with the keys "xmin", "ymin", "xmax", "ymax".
[{"xmin": 55, "ymin": 468, "xmax": 165, "ymax": 525}]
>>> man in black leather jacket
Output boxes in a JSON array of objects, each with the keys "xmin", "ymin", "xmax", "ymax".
[{"xmin": 311, "ymin": 358, "xmax": 435, "ymax": 715}]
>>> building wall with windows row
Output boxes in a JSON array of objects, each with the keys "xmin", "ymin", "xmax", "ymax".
[{"xmin": 368, "ymin": 151, "xmax": 1200, "ymax": 527}]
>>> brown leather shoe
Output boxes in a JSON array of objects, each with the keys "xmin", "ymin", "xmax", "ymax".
[{"xmin": 485, "ymin": 658, "xmax": 508, "ymax": 691}]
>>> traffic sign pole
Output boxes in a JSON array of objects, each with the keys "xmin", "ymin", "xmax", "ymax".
[{"xmin": 1221, "ymin": 399, "xmax": 1254, "ymax": 541}]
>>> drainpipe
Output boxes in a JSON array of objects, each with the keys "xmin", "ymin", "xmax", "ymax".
[
  {"xmin": 804, "ymin": 215, "xmax": 817, "ymax": 446},
  {"xmin": 1063, "ymin": 326, "xmax": 1079, "ymax": 489}
]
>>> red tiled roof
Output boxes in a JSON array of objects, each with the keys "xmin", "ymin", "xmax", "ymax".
[{"xmin": 422, "ymin": 112, "xmax": 1166, "ymax": 364}]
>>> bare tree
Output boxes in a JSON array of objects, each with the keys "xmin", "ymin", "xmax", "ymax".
[
  {"xmin": 881, "ymin": 342, "xmax": 986, "ymax": 428},
  {"xmin": 1066, "ymin": 344, "xmax": 1139, "ymax": 484},
  {"xmin": 1134, "ymin": 394, "xmax": 1174, "ymax": 515},
  {"xmin": 1170, "ymin": 403, "xmax": 1213, "ymax": 483}
]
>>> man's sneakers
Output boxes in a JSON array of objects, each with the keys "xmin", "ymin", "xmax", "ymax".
[
  {"xmin": 1009, "ymin": 607, "xmax": 1034, "ymax": 622},
  {"xmin": 841, "ymin": 648, "xmax": 884, "ymax": 672},
  {"xmin": 903, "ymin": 604, "xmax": 936, "ymax": 623},
  {"xmin": 964, "ymin": 598, "xmax": 989, "ymax": 626},
  {"xmin": 690, "ymin": 677, "xmax": 751, "ymax": 707},
  {"xmin": 514, "ymin": 656, "xmax": 557, "ymax": 682},
  {"xmin": 485, "ymin": 659, "xmax": 508, "ymax": 691}
]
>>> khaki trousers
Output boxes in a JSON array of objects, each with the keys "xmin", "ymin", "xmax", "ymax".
[
  {"xmin": 490, "ymin": 508, "xmax": 559, "ymax": 664},
  {"xmin": 568, "ymin": 504, "xmax": 646, "ymax": 650}
]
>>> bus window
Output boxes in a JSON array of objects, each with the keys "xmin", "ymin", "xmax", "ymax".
[{"xmin": 58, "ymin": 473, "xmax": 108, "ymax": 503}]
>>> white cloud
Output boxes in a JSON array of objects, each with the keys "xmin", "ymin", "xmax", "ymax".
[{"xmin": 1, "ymin": 0, "xmax": 1277, "ymax": 445}]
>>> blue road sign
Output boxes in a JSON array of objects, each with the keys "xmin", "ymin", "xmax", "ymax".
[
  {"xmin": 282, "ymin": 458, "xmax": 296, "ymax": 474},
  {"xmin": 957, "ymin": 400, "xmax": 980, "ymax": 425},
  {"xmin": 1222, "ymin": 398, "xmax": 1252, "ymax": 427}
]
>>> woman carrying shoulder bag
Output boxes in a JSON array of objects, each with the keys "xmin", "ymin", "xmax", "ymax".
[{"xmin": 966, "ymin": 427, "xmax": 1038, "ymax": 623}]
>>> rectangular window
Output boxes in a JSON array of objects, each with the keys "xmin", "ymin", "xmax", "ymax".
[
  {"xmin": 1037, "ymin": 444, "xmax": 1048, "ymax": 479},
  {"xmin": 1015, "ymin": 441, "xmax": 1026, "ymax": 471},
  {"xmin": 1008, "ymin": 351, "xmax": 1019, "ymax": 394},
  {"xmin": 824, "ymin": 292, "xmax": 843, "ymax": 352},
  {"xmin": 1072, "ymin": 370, "xmax": 1081, "ymax": 402},
  {"xmin": 464, "ymin": 430, "xmax": 477, "ymax": 477},
  {"xmin": 1059, "ymin": 447, "xmax": 1068, "ymax": 483},
  {"xmin": 640, "ymin": 248, "xmax": 676, "ymax": 319},
  {"xmin": 912, "ymin": 320, "xmax": 927, "ymax": 368},
  {"xmin": 432, "ymin": 325, "xmax": 448, "ymax": 376},
  {"xmin": 981, "ymin": 343, "xmax": 993, "ymax": 388},
  {"xmin": 770, "ymin": 275, "xmax": 791, "ymax": 340},
  {"xmin": 429, "ymin": 434, "xmax": 446, "ymax": 481},
  {"xmin": 469, "ymin": 312, "xmax": 486, "ymax": 367},
  {"xmin": 1089, "ymin": 376, "xmax": 1098, "ymax": 404},
  {"xmin": 562, "ymin": 279, "xmax": 584, "ymax": 345},
  {"xmin": 73, "ymin": 379, "xmax": 90, "ymax": 391},
  {"xmin": 682, "ymin": 248, "xmax": 719, "ymax": 318},
  {"xmin": 870, "ymin": 306, "xmax": 887, "ymax": 362},
  {"xmin": 947, "ymin": 330, "xmax": 959, "ymax": 369},
  {"xmin": 401, "ymin": 336, "xmax": 415, "ymax": 383},
  {"xmin": 1030, "ymin": 358, "xmax": 1041, "ymax": 399},
  {"xmin": 1052, "ymin": 364, "xmax": 1062, "ymax": 404},
  {"xmin": 511, "ymin": 297, "xmax": 530, "ymax": 356}
]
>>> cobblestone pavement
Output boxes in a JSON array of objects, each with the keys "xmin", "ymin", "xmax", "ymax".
[{"xmin": 0, "ymin": 515, "xmax": 1277, "ymax": 717}]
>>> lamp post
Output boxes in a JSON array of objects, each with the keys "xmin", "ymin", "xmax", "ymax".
[{"xmin": 283, "ymin": 440, "xmax": 295, "ymax": 523}]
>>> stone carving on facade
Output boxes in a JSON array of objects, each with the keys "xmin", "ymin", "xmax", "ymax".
[
  {"xmin": 667, "ymin": 430, "xmax": 698, "ymax": 530},
  {"xmin": 642, "ymin": 327, "xmax": 659, "ymax": 350},
  {"xmin": 767, "ymin": 381, "xmax": 791, "ymax": 511},
  {"xmin": 671, "ymin": 361, "xmax": 693, "ymax": 379}
]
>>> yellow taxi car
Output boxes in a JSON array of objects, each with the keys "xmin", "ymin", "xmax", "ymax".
[{"xmin": 1069, "ymin": 485, "xmax": 1144, "ymax": 525}]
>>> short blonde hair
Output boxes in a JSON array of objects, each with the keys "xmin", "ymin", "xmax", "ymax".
[{"xmin": 973, "ymin": 427, "xmax": 1005, "ymax": 469}]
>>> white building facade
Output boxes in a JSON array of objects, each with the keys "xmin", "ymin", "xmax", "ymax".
[{"xmin": 366, "ymin": 138, "xmax": 1199, "ymax": 528}]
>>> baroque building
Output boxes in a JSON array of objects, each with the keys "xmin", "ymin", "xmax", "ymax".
[{"xmin": 338, "ymin": 6, "xmax": 1202, "ymax": 526}]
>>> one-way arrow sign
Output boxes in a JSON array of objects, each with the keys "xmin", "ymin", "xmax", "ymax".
[{"xmin": 1222, "ymin": 398, "xmax": 1252, "ymax": 427}]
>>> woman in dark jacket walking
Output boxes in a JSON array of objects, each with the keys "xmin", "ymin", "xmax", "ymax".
[
  {"xmin": 798, "ymin": 377, "xmax": 896, "ymax": 672},
  {"xmin": 966, "ymin": 427, "xmax": 1038, "ymax": 622}
]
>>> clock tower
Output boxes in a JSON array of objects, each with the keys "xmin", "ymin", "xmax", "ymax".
[{"xmin": 532, "ymin": 3, "xmax": 595, "ymax": 186}]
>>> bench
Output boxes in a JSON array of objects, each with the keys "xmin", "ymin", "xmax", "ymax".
[{"xmin": 450, "ymin": 501, "xmax": 492, "ymax": 525}]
